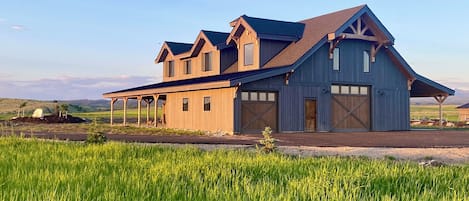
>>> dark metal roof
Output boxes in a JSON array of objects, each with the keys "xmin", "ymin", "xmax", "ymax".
[
  {"xmin": 202, "ymin": 30, "xmax": 229, "ymax": 45},
  {"xmin": 242, "ymin": 15, "xmax": 305, "ymax": 41},
  {"xmin": 457, "ymin": 103, "xmax": 469, "ymax": 109},
  {"xmin": 104, "ymin": 66, "xmax": 291, "ymax": 95},
  {"xmin": 166, "ymin": 42, "xmax": 193, "ymax": 55}
]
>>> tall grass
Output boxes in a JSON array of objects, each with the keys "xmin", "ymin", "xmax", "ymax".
[{"xmin": 0, "ymin": 137, "xmax": 468, "ymax": 200}]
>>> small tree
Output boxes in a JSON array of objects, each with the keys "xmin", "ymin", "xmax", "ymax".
[
  {"xmin": 18, "ymin": 102, "xmax": 27, "ymax": 117},
  {"xmin": 258, "ymin": 127, "xmax": 276, "ymax": 153},
  {"xmin": 59, "ymin": 104, "xmax": 69, "ymax": 118}
]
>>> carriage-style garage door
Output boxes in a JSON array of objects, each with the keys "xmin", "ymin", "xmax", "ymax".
[
  {"xmin": 331, "ymin": 85, "xmax": 370, "ymax": 131},
  {"xmin": 241, "ymin": 91, "xmax": 277, "ymax": 133}
]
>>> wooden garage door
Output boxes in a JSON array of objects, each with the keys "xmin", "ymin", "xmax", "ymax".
[
  {"xmin": 241, "ymin": 91, "xmax": 277, "ymax": 133},
  {"xmin": 331, "ymin": 85, "xmax": 370, "ymax": 131}
]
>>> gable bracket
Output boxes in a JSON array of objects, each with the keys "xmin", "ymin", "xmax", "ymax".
[
  {"xmin": 284, "ymin": 69, "xmax": 294, "ymax": 85},
  {"xmin": 328, "ymin": 33, "xmax": 346, "ymax": 59},
  {"xmin": 370, "ymin": 43, "xmax": 383, "ymax": 63}
]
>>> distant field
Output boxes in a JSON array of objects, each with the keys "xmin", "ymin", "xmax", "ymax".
[
  {"xmin": 410, "ymin": 104, "xmax": 459, "ymax": 122},
  {"xmin": 1, "ymin": 137, "xmax": 468, "ymax": 200}
]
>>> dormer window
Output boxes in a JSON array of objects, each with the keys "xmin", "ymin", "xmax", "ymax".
[
  {"xmin": 184, "ymin": 60, "xmax": 192, "ymax": 74},
  {"xmin": 244, "ymin": 43, "xmax": 254, "ymax": 66},
  {"xmin": 167, "ymin": 60, "xmax": 175, "ymax": 77},
  {"xmin": 203, "ymin": 52, "xmax": 212, "ymax": 71}
]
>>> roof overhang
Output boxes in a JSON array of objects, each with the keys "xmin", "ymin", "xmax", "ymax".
[
  {"xmin": 410, "ymin": 74, "xmax": 455, "ymax": 97},
  {"xmin": 154, "ymin": 42, "xmax": 174, "ymax": 63},
  {"xmin": 103, "ymin": 80, "xmax": 231, "ymax": 98}
]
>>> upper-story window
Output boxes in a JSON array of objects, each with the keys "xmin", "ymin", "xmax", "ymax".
[
  {"xmin": 203, "ymin": 52, "xmax": 212, "ymax": 71},
  {"xmin": 333, "ymin": 48, "xmax": 340, "ymax": 71},
  {"xmin": 184, "ymin": 60, "xmax": 192, "ymax": 75},
  {"xmin": 244, "ymin": 43, "xmax": 254, "ymax": 66},
  {"xmin": 363, "ymin": 51, "xmax": 370, "ymax": 73},
  {"xmin": 167, "ymin": 60, "xmax": 175, "ymax": 77}
]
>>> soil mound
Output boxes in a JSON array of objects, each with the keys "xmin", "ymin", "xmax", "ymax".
[{"xmin": 11, "ymin": 115, "xmax": 86, "ymax": 124}]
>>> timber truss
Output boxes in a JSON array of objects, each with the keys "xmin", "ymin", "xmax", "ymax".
[{"xmin": 328, "ymin": 15, "xmax": 392, "ymax": 62}]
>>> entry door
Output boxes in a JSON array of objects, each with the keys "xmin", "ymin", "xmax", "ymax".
[{"xmin": 304, "ymin": 99, "xmax": 317, "ymax": 132}]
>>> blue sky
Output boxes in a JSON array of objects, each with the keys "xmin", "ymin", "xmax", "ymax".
[{"xmin": 0, "ymin": 0, "xmax": 468, "ymax": 100}]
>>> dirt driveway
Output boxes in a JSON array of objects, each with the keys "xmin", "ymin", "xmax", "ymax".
[{"xmin": 9, "ymin": 129, "xmax": 469, "ymax": 148}]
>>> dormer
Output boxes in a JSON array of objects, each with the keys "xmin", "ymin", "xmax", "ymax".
[
  {"xmin": 155, "ymin": 41, "xmax": 193, "ymax": 82},
  {"xmin": 226, "ymin": 15, "xmax": 305, "ymax": 71}
]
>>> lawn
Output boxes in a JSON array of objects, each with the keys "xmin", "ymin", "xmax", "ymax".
[
  {"xmin": 0, "ymin": 137, "xmax": 468, "ymax": 200},
  {"xmin": 410, "ymin": 104, "xmax": 459, "ymax": 122}
]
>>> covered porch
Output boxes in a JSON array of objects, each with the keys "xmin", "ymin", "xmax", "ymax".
[{"xmin": 107, "ymin": 94, "xmax": 167, "ymax": 127}]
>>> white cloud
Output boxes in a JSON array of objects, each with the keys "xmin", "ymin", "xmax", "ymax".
[{"xmin": 11, "ymin": 25, "xmax": 25, "ymax": 31}]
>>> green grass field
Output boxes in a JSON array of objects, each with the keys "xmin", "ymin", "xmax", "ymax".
[
  {"xmin": 410, "ymin": 104, "xmax": 459, "ymax": 122},
  {"xmin": 0, "ymin": 137, "xmax": 468, "ymax": 200}
]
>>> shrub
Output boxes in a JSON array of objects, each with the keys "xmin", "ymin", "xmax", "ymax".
[
  {"xmin": 258, "ymin": 127, "xmax": 276, "ymax": 153},
  {"xmin": 86, "ymin": 119, "xmax": 107, "ymax": 144}
]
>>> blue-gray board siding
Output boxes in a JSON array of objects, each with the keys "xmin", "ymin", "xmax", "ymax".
[
  {"xmin": 235, "ymin": 40, "xmax": 410, "ymax": 133},
  {"xmin": 220, "ymin": 46, "xmax": 238, "ymax": 73},
  {"xmin": 260, "ymin": 39, "xmax": 290, "ymax": 67}
]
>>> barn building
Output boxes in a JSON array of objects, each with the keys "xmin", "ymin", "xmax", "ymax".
[
  {"xmin": 456, "ymin": 103, "xmax": 469, "ymax": 122},
  {"xmin": 103, "ymin": 5, "xmax": 454, "ymax": 133}
]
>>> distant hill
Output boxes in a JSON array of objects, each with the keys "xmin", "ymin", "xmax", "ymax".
[{"xmin": 0, "ymin": 98, "xmax": 140, "ymax": 115}]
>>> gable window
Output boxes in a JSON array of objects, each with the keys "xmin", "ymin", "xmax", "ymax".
[
  {"xmin": 244, "ymin": 43, "xmax": 254, "ymax": 66},
  {"xmin": 363, "ymin": 51, "xmax": 370, "ymax": 72},
  {"xmin": 168, "ymin": 60, "xmax": 175, "ymax": 77},
  {"xmin": 333, "ymin": 48, "xmax": 340, "ymax": 71},
  {"xmin": 184, "ymin": 60, "xmax": 192, "ymax": 75},
  {"xmin": 182, "ymin": 98, "xmax": 189, "ymax": 111},
  {"xmin": 203, "ymin": 97, "xmax": 211, "ymax": 111},
  {"xmin": 203, "ymin": 52, "xmax": 212, "ymax": 71}
]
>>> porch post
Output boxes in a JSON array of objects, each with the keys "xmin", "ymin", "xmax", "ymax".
[
  {"xmin": 137, "ymin": 96, "xmax": 142, "ymax": 127},
  {"xmin": 144, "ymin": 98, "xmax": 152, "ymax": 125},
  {"xmin": 123, "ymin": 97, "xmax": 128, "ymax": 126},
  {"xmin": 434, "ymin": 95, "xmax": 448, "ymax": 129},
  {"xmin": 110, "ymin": 98, "xmax": 117, "ymax": 126},
  {"xmin": 153, "ymin": 94, "xmax": 159, "ymax": 127}
]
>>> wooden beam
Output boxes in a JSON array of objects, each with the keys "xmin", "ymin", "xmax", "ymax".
[
  {"xmin": 153, "ymin": 94, "xmax": 159, "ymax": 127},
  {"xmin": 328, "ymin": 34, "xmax": 345, "ymax": 59},
  {"xmin": 348, "ymin": 24, "xmax": 357, "ymax": 34},
  {"xmin": 123, "ymin": 97, "xmax": 128, "ymax": 126},
  {"xmin": 110, "ymin": 98, "xmax": 117, "ymax": 126},
  {"xmin": 144, "ymin": 98, "xmax": 153, "ymax": 125},
  {"xmin": 370, "ymin": 43, "xmax": 383, "ymax": 63},
  {"xmin": 137, "ymin": 96, "xmax": 142, "ymax": 127},
  {"xmin": 341, "ymin": 33, "xmax": 378, "ymax": 42},
  {"xmin": 434, "ymin": 95, "xmax": 448, "ymax": 129},
  {"xmin": 407, "ymin": 79, "xmax": 415, "ymax": 91}
]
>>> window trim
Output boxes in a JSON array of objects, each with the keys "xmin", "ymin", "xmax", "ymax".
[
  {"xmin": 182, "ymin": 98, "xmax": 189, "ymax": 111},
  {"xmin": 363, "ymin": 50, "xmax": 370, "ymax": 73},
  {"xmin": 184, "ymin": 60, "xmax": 192, "ymax": 75},
  {"xmin": 203, "ymin": 52, "xmax": 212, "ymax": 71},
  {"xmin": 203, "ymin": 96, "xmax": 211, "ymax": 111},
  {"xmin": 333, "ymin": 48, "xmax": 340, "ymax": 71},
  {"xmin": 244, "ymin": 43, "xmax": 254, "ymax": 66},
  {"xmin": 167, "ymin": 60, "xmax": 175, "ymax": 77}
]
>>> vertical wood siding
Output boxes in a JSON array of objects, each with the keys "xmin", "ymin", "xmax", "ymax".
[
  {"xmin": 166, "ymin": 87, "xmax": 236, "ymax": 133},
  {"xmin": 236, "ymin": 39, "xmax": 410, "ymax": 132}
]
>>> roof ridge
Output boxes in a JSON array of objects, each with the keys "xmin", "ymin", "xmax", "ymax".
[
  {"xmin": 165, "ymin": 41, "xmax": 193, "ymax": 45},
  {"xmin": 201, "ymin": 30, "xmax": 230, "ymax": 34},
  {"xmin": 243, "ymin": 15, "xmax": 304, "ymax": 25},
  {"xmin": 299, "ymin": 4, "xmax": 367, "ymax": 23}
]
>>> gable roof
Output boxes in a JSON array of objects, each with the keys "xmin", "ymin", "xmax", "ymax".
[
  {"xmin": 155, "ymin": 41, "xmax": 193, "ymax": 63},
  {"xmin": 264, "ymin": 5, "xmax": 366, "ymax": 68},
  {"xmin": 241, "ymin": 15, "xmax": 305, "ymax": 41},
  {"xmin": 165, "ymin": 42, "xmax": 193, "ymax": 55},
  {"xmin": 202, "ymin": 30, "xmax": 230, "ymax": 46},
  {"xmin": 457, "ymin": 103, "xmax": 469, "ymax": 109}
]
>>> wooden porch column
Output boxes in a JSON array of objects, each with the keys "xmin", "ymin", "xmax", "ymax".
[
  {"xmin": 143, "ymin": 99, "xmax": 153, "ymax": 125},
  {"xmin": 434, "ymin": 95, "xmax": 448, "ymax": 129},
  {"xmin": 153, "ymin": 94, "xmax": 159, "ymax": 127},
  {"xmin": 123, "ymin": 97, "xmax": 128, "ymax": 126},
  {"xmin": 110, "ymin": 98, "xmax": 117, "ymax": 126},
  {"xmin": 137, "ymin": 96, "xmax": 142, "ymax": 127}
]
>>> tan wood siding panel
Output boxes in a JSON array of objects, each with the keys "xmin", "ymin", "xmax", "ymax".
[
  {"xmin": 238, "ymin": 29, "xmax": 260, "ymax": 71},
  {"xmin": 165, "ymin": 87, "xmax": 235, "ymax": 133},
  {"xmin": 458, "ymin": 109, "xmax": 469, "ymax": 121}
]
